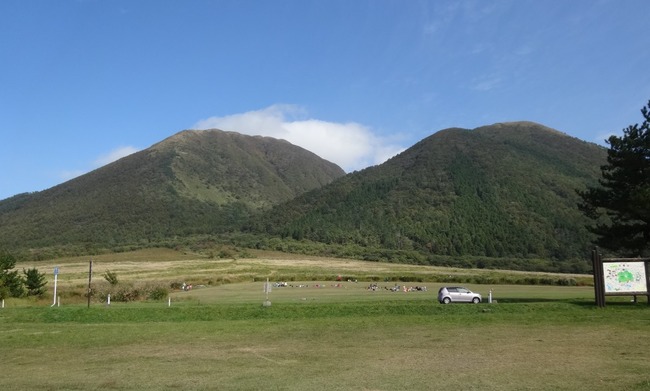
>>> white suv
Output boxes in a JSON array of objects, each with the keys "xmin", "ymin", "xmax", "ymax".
[{"xmin": 438, "ymin": 286, "xmax": 482, "ymax": 304}]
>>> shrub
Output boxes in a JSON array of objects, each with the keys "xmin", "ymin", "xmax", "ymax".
[
  {"xmin": 112, "ymin": 286, "xmax": 141, "ymax": 302},
  {"xmin": 148, "ymin": 285, "xmax": 168, "ymax": 301},
  {"xmin": 103, "ymin": 270, "xmax": 119, "ymax": 286},
  {"xmin": 170, "ymin": 281, "xmax": 184, "ymax": 290}
]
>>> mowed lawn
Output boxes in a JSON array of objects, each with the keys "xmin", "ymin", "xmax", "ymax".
[
  {"xmin": 2, "ymin": 284, "xmax": 649, "ymax": 390},
  {"xmin": 2, "ymin": 249, "xmax": 649, "ymax": 390}
]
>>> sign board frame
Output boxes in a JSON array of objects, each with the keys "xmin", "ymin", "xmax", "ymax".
[{"xmin": 592, "ymin": 248, "xmax": 650, "ymax": 307}]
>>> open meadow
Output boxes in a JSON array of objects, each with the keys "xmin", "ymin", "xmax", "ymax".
[{"xmin": 1, "ymin": 248, "xmax": 649, "ymax": 390}]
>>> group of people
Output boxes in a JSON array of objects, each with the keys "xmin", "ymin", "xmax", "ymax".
[
  {"xmin": 272, "ymin": 280, "xmax": 428, "ymax": 292},
  {"xmin": 367, "ymin": 283, "xmax": 427, "ymax": 292},
  {"xmin": 274, "ymin": 282, "xmax": 343, "ymax": 288}
]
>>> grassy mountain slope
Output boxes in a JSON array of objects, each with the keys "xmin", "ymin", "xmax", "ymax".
[
  {"xmin": 256, "ymin": 122, "xmax": 606, "ymax": 269},
  {"xmin": 0, "ymin": 129, "xmax": 344, "ymax": 253}
]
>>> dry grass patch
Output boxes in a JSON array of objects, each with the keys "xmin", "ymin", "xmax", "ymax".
[{"xmin": 9, "ymin": 245, "xmax": 595, "ymax": 307}]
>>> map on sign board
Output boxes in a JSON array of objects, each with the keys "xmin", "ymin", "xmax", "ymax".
[{"xmin": 603, "ymin": 262, "xmax": 647, "ymax": 293}]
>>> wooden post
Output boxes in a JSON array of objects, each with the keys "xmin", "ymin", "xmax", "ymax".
[
  {"xmin": 597, "ymin": 250, "xmax": 606, "ymax": 307},
  {"xmin": 645, "ymin": 260, "xmax": 650, "ymax": 306},
  {"xmin": 592, "ymin": 248, "xmax": 605, "ymax": 308},
  {"xmin": 87, "ymin": 259, "xmax": 93, "ymax": 308},
  {"xmin": 591, "ymin": 248, "xmax": 599, "ymax": 307}
]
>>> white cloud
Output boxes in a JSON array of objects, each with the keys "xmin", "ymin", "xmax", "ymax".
[
  {"xmin": 93, "ymin": 146, "xmax": 140, "ymax": 167},
  {"xmin": 193, "ymin": 105, "xmax": 405, "ymax": 172}
]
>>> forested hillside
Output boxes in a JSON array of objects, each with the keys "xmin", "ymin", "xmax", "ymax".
[
  {"xmin": 253, "ymin": 122, "xmax": 606, "ymax": 271},
  {"xmin": 0, "ymin": 129, "xmax": 344, "ymax": 256},
  {"xmin": 1, "ymin": 123, "xmax": 608, "ymax": 272}
]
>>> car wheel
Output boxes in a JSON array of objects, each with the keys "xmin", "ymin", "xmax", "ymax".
[
  {"xmin": 443, "ymin": 297, "xmax": 451, "ymax": 304},
  {"xmin": 472, "ymin": 297, "xmax": 480, "ymax": 304}
]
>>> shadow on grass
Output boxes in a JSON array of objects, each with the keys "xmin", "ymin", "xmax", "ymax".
[
  {"xmin": 495, "ymin": 297, "xmax": 650, "ymax": 308},
  {"xmin": 494, "ymin": 297, "xmax": 597, "ymax": 307},
  {"xmin": 576, "ymin": 299, "xmax": 650, "ymax": 308}
]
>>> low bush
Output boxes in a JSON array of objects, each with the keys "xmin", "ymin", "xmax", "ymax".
[
  {"xmin": 94, "ymin": 281, "xmax": 170, "ymax": 303},
  {"xmin": 147, "ymin": 285, "xmax": 169, "ymax": 301}
]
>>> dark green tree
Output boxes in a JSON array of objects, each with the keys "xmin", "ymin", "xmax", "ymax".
[
  {"xmin": 23, "ymin": 267, "xmax": 47, "ymax": 297},
  {"xmin": 579, "ymin": 100, "xmax": 650, "ymax": 256},
  {"xmin": 0, "ymin": 250, "xmax": 24, "ymax": 298},
  {"xmin": 0, "ymin": 286, "xmax": 8, "ymax": 300}
]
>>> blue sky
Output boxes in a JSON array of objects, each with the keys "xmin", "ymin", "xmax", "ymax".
[{"xmin": 2, "ymin": 0, "xmax": 649, "ymax": 201}]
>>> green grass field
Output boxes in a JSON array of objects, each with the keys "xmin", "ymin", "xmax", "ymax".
[{"xmin": 1, "ymin": 249, "xmax": 649, "ymax": 390}]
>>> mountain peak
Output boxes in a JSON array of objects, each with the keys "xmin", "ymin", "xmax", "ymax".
[
  {"xmin": 0, "ymin": 129, "xmax": 345, "ymax": 252},
  {"xmin": 260, "ymin": 121, "xmax": 607, "ymax": 267},
  {"xmin": 478, "ymin": 121, "xmax": 572, "ymax": 137}
]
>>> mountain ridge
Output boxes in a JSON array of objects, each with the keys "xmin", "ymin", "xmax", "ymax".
[
  {"xmin": 0, "ymin": 129, "xmax": 345, "ymax": 252},
  {"xmin": 0, "ymin": 122, "xmax": 608, "ymax": 272},
  {"xmin": 253, "ymin": 121, "xmax": 606, "ymax": 270}
]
